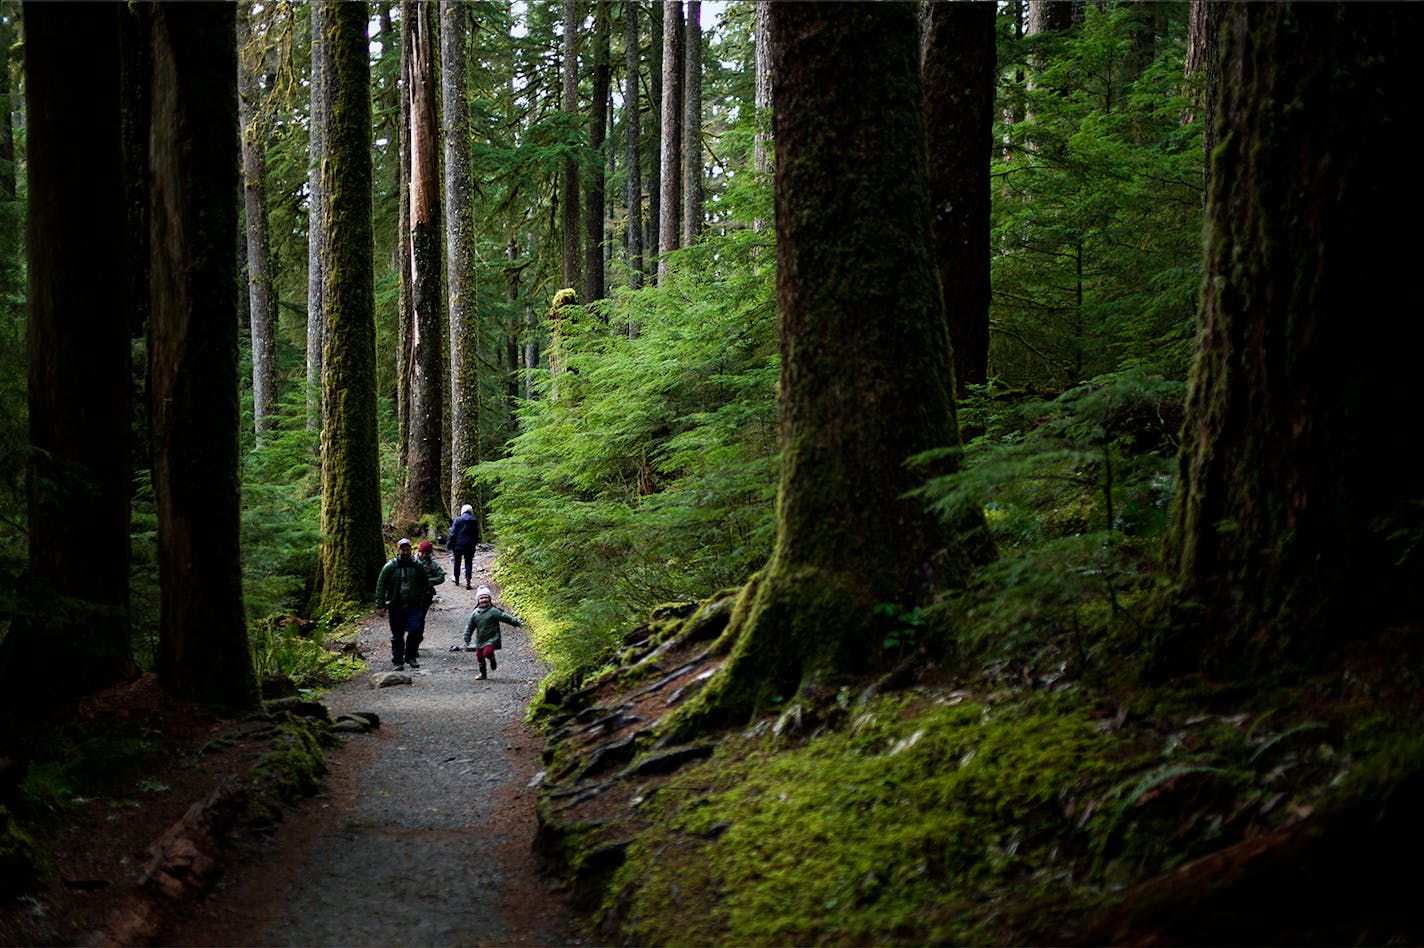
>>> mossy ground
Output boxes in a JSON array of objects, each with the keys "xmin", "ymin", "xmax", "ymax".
[{"xmin": 537, "ymin": 611, "xmax": 1424, "ymax": 946}]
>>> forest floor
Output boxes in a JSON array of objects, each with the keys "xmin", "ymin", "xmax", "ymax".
[{"xmin": 0, "ymin": 548, "xmax": 585, "ymax": 948}]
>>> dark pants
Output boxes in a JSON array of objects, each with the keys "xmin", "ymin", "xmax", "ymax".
[
  {"xmin": 409, "ymin": 605, "xmax": 430, "ymax": 658},
  {"xmin": 387, "ymin": 605, "xmax": 420, "ymax": 664},
  {"xmin": 452, "ymin": 549, "xmax": 474, "ymax": 586}
]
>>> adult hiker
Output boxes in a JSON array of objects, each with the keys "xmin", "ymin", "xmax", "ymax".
[
  {"xmin": 374, "ymin": 537, "xmax": 432, "ymax": 671},
  {"xmin": 446, "ymin": 503, "xmax": 479, "ymax": 589},
  {"xmin": 452, "ymin": 585, "xmax": 522, "ymax": 680},
  {"xmin": 408, "ymin": 540, "xmax": 446, "ymax": 663}
]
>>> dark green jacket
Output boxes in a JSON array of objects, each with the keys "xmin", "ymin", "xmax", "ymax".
[
  {"xmin": 375, "ymin": 555, "xmax": 432, "ymax": 610},
  {"xmin": 463, "ymin": 605, "xmax": 521, "ymax": 649}
]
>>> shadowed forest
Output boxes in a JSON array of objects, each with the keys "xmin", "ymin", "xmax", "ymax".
[{"xmin": 2, "ymin": 1, "xmax": 1422, "ymax": 944}]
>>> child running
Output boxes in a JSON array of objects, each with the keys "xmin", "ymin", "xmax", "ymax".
[{"xmin": 452, "ymin": 585, "xmax": 523, "ymax": 680}]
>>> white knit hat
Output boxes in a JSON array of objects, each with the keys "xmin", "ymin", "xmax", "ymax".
[
  {"xmin": 475, "ymin": 585, "xmax": 493, "ymax": 599},
  {"xmin": 461, "ymin": 504, "xmax": 473, "ymax": 514}
]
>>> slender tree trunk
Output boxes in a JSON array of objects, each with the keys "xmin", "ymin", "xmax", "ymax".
[
  {"xmin": 523, "ymin": 303, "xmax": 539, "ymax": 402},
  {"xmin": 680, "ymin": 0, "xmax": 701, "ymax": 247},
  {"xmin": 313, "ymin": 0, "xmax": 384, "ymax": 613},
  {"xmin": 623, "ymin": 0, "xmax": 644, "ymax": 289},
  {"xmin": 561, "ymin": 0, "xmax": 581, "ymax": 294},
  {"xmin": 1186, "ymin": 0, "xmax": 1225, "ymax": 200},
  {"xmin": 239, "ymin": 1, "xmax": 277, "ymax": 442},
  {"xmin": 646, "ymin": 1, "xmax": 662, "ymax": 276},
  {"xmin": 443, "ymin": 0, "xmax": 481, "ymax": 528},
  {"xmin": 3, "ymin": 1, "xmax": 134, "ymax": 707},
  {"xmin": 1156, "ymin": 3, "xmax": 1424, "ymax": 677},
  {"xmin": 924, "ymin": 0, "xmax": 995, "ymax": 396},
  {"xmin": 505, "ymin": 235, "xmax": 522, "ymax": 431},
  {"xmin": 397, "ymin": 0, "xmax": 414, "ymax": 467},
  {"xmin": 677, "ymin": 2, "xmax": 971, "ymax": 727},
  {"xmin": 657, "ymin": 0, "xmax": 683, "ymax": 280},
  {"xmin": 148, "ymin": 2, "xmax": 258, "ymax": 709},
  {"xmin": 585, "ymin": 0, "xmax": 610, "ymax": 304},
  {"xmin": 306, "ymin": 0, "xmax": 328, "ymax": 432},
  {"xmin": 751, "ymin": 0, "xmax": 770, "ymax": 232}
]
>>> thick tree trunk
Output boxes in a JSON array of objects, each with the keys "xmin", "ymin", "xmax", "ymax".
[
  {"xmin": 396, "ymin": 0, "xmax": 414, "ymax": 468},
  {"xmin": 561, "ymin": 0, "xmax": 581, "ymax": 294},
  {"xmin": 584, "ymin": 0, "xmax": 610, "ymax": 304},
  {"xmin": 404, "ymin": 0, "xmax": 444, "ymax": 521},
  {"xmin": 239, "ymin": 2, "xmax": 277, "ymax": 442},
  {"xmin": 679, "ymin": 3, "xmax": 970, "ymax": 726},
  {"xmin": 1186, "ymin": 0, "xmax": 1225, "ymax": 199},
  {"xmin": 313, "ymin": 0, "xmax": 384, "ymax": 614},
  {"xmin": 751, "ymin": 0, "xmax": 770, "ymax": 232},
  {"xmin": 443, "ymin": 0, "xmax": 481, "ymax": 530},
  {"xmin": 680, "ymin": 0, "xmax": 701, "ymax": 247},
  {"xmin": 646, "ymin": 2, "xmax": 662, "ymax": 276},
  {"xmin": 657, "ymin": 0, "xmax": 683, "ymax": 280},
  {"xmin": 306, "ymin": 0, "xmax": 328, "ymax": 432},
  {"xmin": 147, "ymin": 2, "xmax": 258, "ymax": 710},
  {"xmin": 924, "ymin": 0, "xmax": 995, "ymax": 396},
  {"xmin": 5, "ymin": 1, "xmax": 134, "ymax": 706},
  {"xmin": 624, "ymin": 0, "xmax": 644, "ymax": 288},
  {"xmin": 1156, "ymin": 3, "xmax": 1424, "ymax": 676}
]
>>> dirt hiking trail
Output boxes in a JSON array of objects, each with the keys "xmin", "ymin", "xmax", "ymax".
[{"xmin": 161, "ymin": 549, "xmax": 583, "ymax": 947}]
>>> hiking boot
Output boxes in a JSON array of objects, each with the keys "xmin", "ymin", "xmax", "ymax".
[
  {"xmin": 476, "ymin": 671, "xmax": 488, "ymax": 680},
  {"xmin": 394, "ymin": 662, "xmax": 405, "ymax": 671},
  {"xmin": 407, "ymin": 658, "xmax": 420, "ymax": 669},
  {"xmin": 488, "ymin": 654, "xmax": 497, "ymax": 671}
]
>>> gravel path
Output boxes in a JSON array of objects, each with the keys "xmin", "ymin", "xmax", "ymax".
[{"xmin": 163, "ymin": 549, "xmax": 582, "ymax": 947}]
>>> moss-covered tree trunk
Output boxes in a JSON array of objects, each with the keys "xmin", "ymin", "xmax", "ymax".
[
  {"xmin": 402, "ymin": 0, "xmax": 445, "ymax": 522},
  {"xmin": 305, "ymin": 0, "xmax": 328, "ymax": 433},
  {"xmin": 312, "ymin": 0, "xmax": 384, "ymax": 615},
  {"xmin": 239, "ymin": 1, "xmax": 277, "ymax": 444},
  {"xmin": 1156, "ymin": 3, "xmax": 1424, "ymax": 676},
  {"xmin": 623, "ymin": 1, "xmax": 644, "ymax": 288},
  {"xmin": 3, "ymin": 2, "xmax": 134, "ymax": 707},
  {"xmin": 685, "ymin": 3, "xmax": 970, "ymax": 722},
  {"xmin": 680, "ymin": 0, "xmax": 701, "ymax": 248},
  {"xmin": 442, "ymin": 0, "xmax": 481, "ymax": 529},
  {"xmin": 924, "ymin": 0, "xmax": 995, "ymax": 396},
  {"xmin": 148, "ymin": 2, "xmax": 258, "ymax": 709},
  {"xmin": 656, "ymin": 0, "xmax": 682, "ymax": 282}
]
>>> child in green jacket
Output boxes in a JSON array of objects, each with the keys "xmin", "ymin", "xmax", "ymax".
[{"xmin": 454, "ymin": 585, "xmax": 522, "ymax": 679}]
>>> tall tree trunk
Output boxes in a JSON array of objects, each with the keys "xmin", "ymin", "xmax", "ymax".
[
  {"xmin": 680, "ymin": 0, "xmax": 701, "ymax": 247},
  {"xmin": 397, "ymin": 0, "xmax": 414, "ymax": 468},
  {"xmin": 505, "ymin": 235, "xmax": 522, "ymax": 431},
  {"xmin": 751, "ymin": 0, "xmax": 770, "ymax": 232},
  {"xmin": 924, "ymin": 0, "xmax": 995, "ymax": 396},
  {"xmin": 312, "ymin": 0, "xmax": 384, "ymax": 614},
  {"xmin": 657, "ymin": 0, "xmax": 683, "ymax": 280},
  {"xmin": 676, "ymin": 3, "xmax": 971, "ymax": 727},
  {"xmin": 1185, "ymin": 0, "xmax": 1225, "ymax": 200},
  {"xmin": 443, "ymin": 0, "xmax": 480, "ymax": 529},
  {"xmin": 148, "ymin": 2, "xmax": 258, "ymax": 710},
  {"xmin": 239, "ymin": 1, "xmax": 277, "ymax": 443},
  {"xmin": 624, "ymin": 0, "xmax": 644, "ymax": 289},
  {"xmin": 561, "ymin": 0, "xmax": 581, "ymax": 293},
  {"xmin": 404, "ymin": 0, "xmax": 444, "ymax": 521},
  {"xmin": 1156, "ymin": 3, "xmax": 1424, "ymax": 677},
  {"xmin": 306, "ymin": 0, "xmax": 328, "ymax": 432},
  {"xmin": 0, "ymin": 10, "xmax": 15, "ymax": 202},
  {"xmin": 584, "ymin": 0, "xmax": 610, "ymax": 304},
  {"xmin": 646, "ymin": 1, "xmax": 662, "ymax": 275},
  {"xmin": 3, "ymin": 1, "xmax": 134, "ymax": 707}
]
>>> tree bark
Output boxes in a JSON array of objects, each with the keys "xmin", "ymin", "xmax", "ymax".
[
  {"xmin": 306, "ymin": 0, "xmax": 328, "ymax": 432},
  {"xmin": 924, "ymin": 0, "xmax": 995, "ymax": 396},
  {"xmin": 404, "ymin": 0, "xmax": 445, "ymax": 521},
  {"xmin": 313, "ymin": 0, "xmax": 384, "ymax": 614},
  {"xmin": 678, "ymin": 3, "xmax": 971, "ymax": 725},
  {"xmin": 646, "ymin": 1, "xmax": 663, "ymax": 274},
  {"xmin": 657, "ymin": 0, "xmax": 683, "ymax": 280},
  {"xmin": 443, "ymin": 0, "xmax": 481, "ymax": 530},
  {"xmin": 624, "ymin": 0, "xmax": 644, "ymax": 288},
  {"xmin": 4, "ymin": 1, "xmax": 134, "ymax": 707},
  {"xmin": 1186, "ymin": 1, "xmax": 1225, "ymax": 200},
  {"xmin": 751, "ymin": 0, "xmax": 770, "ymax": 232},
  {"xmin": 239, "ymin": 1, "xmax": 277, "ymax": 443},
  {"xmin": 1156, "ymin": 3, "xmax": 1424, "ymax": 676},
  {"xmin": 396, "ymin": 0, "xmax": 414, "ymax": 468},
  {"xmin": 584, "ymin": 0, "xmax": 610, "ymax": 304},
  {"xmin": 147, "ymin": 2, "xmax": 258, "ymax": 710},
  {"xmin": 680, "ymin": 0, "xmax": 701, "ymax": 247},
  {"xmin": 561, "ymin": 0, "xmax": 581, "ymax": 294}
]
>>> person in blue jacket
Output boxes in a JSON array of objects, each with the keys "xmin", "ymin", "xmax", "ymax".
[{"xmin": 446, "ymin": 503, "xmax": 479, "ymax": 589}]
